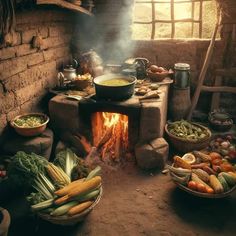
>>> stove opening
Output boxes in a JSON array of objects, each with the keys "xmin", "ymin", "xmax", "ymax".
[{"xmin": 91, "ymin": 112, "xmax": 130, "ymax": 162}]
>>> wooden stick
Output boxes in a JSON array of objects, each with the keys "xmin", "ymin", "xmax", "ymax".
[
  {"xmin": 186, "ymin": 11, "xmax": 221, "ymax": 120},
  {"xmin": 202, "ymin": 85, "xmax": 236, "ymax": 93}
]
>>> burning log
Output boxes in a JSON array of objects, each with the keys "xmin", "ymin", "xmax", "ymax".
[
  {"xmin": 73, "ymin": 133, "xmax": 92, "ymax": 154},
  {"xmin": 96, "ymin": 126, "xmax": 113, "ymax": 150}
]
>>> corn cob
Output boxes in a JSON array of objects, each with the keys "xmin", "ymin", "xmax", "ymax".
[
  {"xmin": 167, "ymin": 165, "xmax": 192, "ymax": 177},
  {"xmin": 50, "ymin": 201, "xmax": 78, "ymax": 216},
  {"xmin": 173, "ymin": 156, "xmax": 191, "ymax": 169},
  {"xmin": 170, "ymin": 172, "xmax": 191, "ymax": 185},
  {"xmin": 191, "ymin": 173, "xmax": 212, "ymax": 189},
  {"xmin": 192, "ymin": 151, "xmax": 211, "ymax": 162},
  {"xmin": 192, "ymin": 169, "xmax": 210, "ymax": 183},
  {"xmin": 209, "ymin": 175, "xmax": 224, "ymax": 193},
  {"xmin": 47, "ymin": 163, "xmax": 70, "ymax": 187},
  {"xmin": 31, "ymin": 199, "xmax": 54, "ymax": 212}
]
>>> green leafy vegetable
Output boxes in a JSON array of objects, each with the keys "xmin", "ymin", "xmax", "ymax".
[{"xmin": 54, "ymin": 148, "xmax": 89, "ymax": 180}]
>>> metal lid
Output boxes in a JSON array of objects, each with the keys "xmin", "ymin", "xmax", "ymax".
[{"xmin": 174, "ymin": 63, "xmax": 190, "ymax": 70}]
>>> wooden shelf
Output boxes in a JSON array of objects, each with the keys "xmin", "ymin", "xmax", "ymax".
[{"xmin": 36, "ymin": 0, "xmax": 93, "ymax": 16}]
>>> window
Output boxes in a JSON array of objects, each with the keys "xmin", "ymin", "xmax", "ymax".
[{"xmin": 132, "ymin": 0, "xmax": 219, "ymax": 39}]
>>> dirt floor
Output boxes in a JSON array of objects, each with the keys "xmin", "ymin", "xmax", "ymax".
[{"xmin": 3, "ymin": 161, "xmax": 236, "ymax": 236}]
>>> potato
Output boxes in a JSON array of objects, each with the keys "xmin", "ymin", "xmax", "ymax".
[{"xmin": 149, "ymin": 65, "xmax": 159, "ymax": 73}]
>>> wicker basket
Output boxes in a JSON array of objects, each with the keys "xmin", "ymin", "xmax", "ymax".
[
  {"xmin": 37, "ymin": 187, "xmax": 103, "ymax": 226},
  {"xmin": 146, "ymin": 69, "xmax": 169, "ymax": 82},
  {"xmin": 165, "ymin": 123, "xmax": 212, "ymax": 153}
]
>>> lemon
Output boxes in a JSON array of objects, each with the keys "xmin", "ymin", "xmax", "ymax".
[{"xmin": 182, "ymin": 153, "xmax": 196, "ymax": 164}]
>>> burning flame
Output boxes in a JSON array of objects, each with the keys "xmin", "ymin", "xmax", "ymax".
[{"xmin": 92, "ymin": 112, "xmax": 129, "ymax": 162}]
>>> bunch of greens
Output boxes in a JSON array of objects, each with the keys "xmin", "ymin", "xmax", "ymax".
[
  {"xmin": 8, "ymin": 151, "xmax": 55, "ymax": 204},
  {"xmin": 54, "ymin": 148, "xmax": 90, "ymax": 181}
]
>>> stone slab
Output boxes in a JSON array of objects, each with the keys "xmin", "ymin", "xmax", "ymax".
[
  {"xmin": 49, "ymin": 94, "xmax": 80, "ymax": 133},
  {"xmin": 139, "ymin": 85, "xmax": 169, "ymax": 142},
  {"xmin": 135, "ymin": 138, "xmax": 169, "ymax": 170},
  {"xmin": 2, "ymin": 128, "xmax": 53, "ymax": 160}
]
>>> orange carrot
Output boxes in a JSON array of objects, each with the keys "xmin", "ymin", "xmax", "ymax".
[{"xmin": 67, "ymin": 201, "xmax": 93, "ymax": 216}]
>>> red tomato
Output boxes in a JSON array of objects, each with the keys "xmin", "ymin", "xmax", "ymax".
[
  {"xmin": 188, "ymin": 181, "xmax": 197, "ymax": 190},
  {"xmin": 197, "ymin": 183, "xmax": 207, "ymax": 193}
]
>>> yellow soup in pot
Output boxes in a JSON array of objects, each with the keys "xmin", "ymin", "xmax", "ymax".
[{"xmin": 99, "ymin": 78, "xmax": 130, "ymax": 86}]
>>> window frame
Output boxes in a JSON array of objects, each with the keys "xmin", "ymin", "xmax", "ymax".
[{"xmin": 133, "ymin": 0, "xmax": 214, "ymax": 39}]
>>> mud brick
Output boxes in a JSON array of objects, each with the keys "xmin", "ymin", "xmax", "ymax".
[{"xmin": 135, "ymin": 138, "xmax": 169, "ymax": 170}]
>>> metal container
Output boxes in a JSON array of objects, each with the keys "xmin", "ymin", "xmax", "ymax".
[
  {"xmin": 174, "ymin": 63, "xmax": 190, "ymax": 88},
  {"xmin": 93, "ymin": 74, "xmax": 137, "ymax": 101}
]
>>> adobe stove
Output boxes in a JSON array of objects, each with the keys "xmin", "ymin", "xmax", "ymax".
[{"xmin": 49, "ymin": 82, "xmax": 170, "ymax": 169}]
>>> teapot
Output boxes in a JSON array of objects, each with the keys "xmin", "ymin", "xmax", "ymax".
[
  {"xmin": 57, "ymin": 59, "xmax": 78, "ymax": 87},
  {"xmin": 62, "ymin": 59, "xmax": 78, "ymax": 81},
  {"xmin": 122, "ymin": 57, "xmax": 149, "ymax": 79}
]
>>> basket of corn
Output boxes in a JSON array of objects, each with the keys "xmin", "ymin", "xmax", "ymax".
[
  {"xmin": 7, "ymin": 149, "xmax": 103, "ymax": 225},
  {"xmin": 167, "ymin": 151, "xmax": 236, "ymax": 198},
  {"xmin": 165, "ymin": 120, "xmax": 211, "ymax": 153}
]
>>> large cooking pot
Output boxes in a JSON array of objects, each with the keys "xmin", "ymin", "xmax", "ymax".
[{"xmin": 93, "ymin": 74, "xmax": 137, "ymax": 101}]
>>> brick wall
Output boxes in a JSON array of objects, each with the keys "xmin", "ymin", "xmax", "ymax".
[{"xmin": 0, "ymin": 8, "xmax": 75, "ymax": 139}]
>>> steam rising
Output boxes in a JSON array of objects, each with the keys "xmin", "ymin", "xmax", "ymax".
[{"xmin": 73, "ymin": 0, "xmax": 135, "ymax": 65}]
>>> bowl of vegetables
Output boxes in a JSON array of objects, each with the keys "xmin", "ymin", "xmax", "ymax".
[
  {"xmin": 208, "ymin": 110, "xmax": 233, "ymax": 132},
  {"xmin": 8, "ymin": 149, "xmax": 103, "ymax": 226},
  {"xmin": 168, "ymin": 152, "xmax": 236, "ymax": 198},
  {"xmin": 10, "ymin": 113, "xmax": 49, "ymax": 137},
  {"xmin": 165, "ymin": 120, "xmax": 212, "ymax": 153}
]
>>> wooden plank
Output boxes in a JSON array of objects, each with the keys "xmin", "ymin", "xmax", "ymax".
[
  {"xmin": 199, "ymin": 0, "xmax": 203, "ymax": 38},
  {"xmin": 171, "ymin": 0, "xmax": 175, "ymax": 39},
  {"xmin": 187, "ymin": 10, "xmax": 220, "ymax": 120},
  {"xmin": 191, "ymin": 1, "xmax": 195, "ymax": 37},
  {"xmin": 210, "ymin": 75, "xmax": 222, "ymax": 110},
  {"xmin": 36, "ymin": 0, "xmax": 93, "ymax": 16},
  {"xmin": 135, "ymin": 0, "xmax": 212, "ymax": 3},
  {"xmin": 134, "ymin": 19, "xmax": 201, "ymax": 24},
  {"xmin": 151, "ymin": 0, "xmax": 155, "ymax": 39},
  {"xmin": 215, "ymin": 68, "xmax": 236, "ymax": 77},
  {"xmin": 202, "ymin": 86, "xmax": 236, "ymax": 93}
]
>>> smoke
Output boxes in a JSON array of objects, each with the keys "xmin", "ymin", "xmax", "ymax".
[{"xmin": 73, "ymin": 0, "xmax": 136, "ymax": 65}]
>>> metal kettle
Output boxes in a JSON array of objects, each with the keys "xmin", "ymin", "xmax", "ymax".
[
  {"xmin": 122, "ymin": 57, "xmax": 149, "ymax": 79},
  {"xmin": 57, "ymin": 59, "xmax": 78, "ymax": 87}
]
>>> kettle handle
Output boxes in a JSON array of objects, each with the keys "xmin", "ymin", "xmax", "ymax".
[
  {"xmin": 135, "ymin": 58, "xmax": 149, "ymax": 67},
  {"xmin": 72, "ymin": 59, "xmax": 78, "ymax": 68}
]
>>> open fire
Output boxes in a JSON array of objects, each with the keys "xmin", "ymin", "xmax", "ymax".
[{"xmin": 92, "ymin": 112, "xmax": 129, "ymax": 162}]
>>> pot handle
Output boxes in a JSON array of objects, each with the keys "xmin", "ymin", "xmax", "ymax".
[{"xmin": 72, "ymin": 59, "xmax": 78, "ymax": 69}]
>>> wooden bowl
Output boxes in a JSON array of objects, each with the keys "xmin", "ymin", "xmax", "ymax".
[
  {"xmin": 37, "ymin": 187, "xmax": 103, "ymax": 225},
  {"xmin": 146, "ymin": 69, "xmax": 170, "ymax": 82},
  {"xmin": 165, "ymin": 122, "xmax": 212, "ymax": 153},
  {"xmin": 10, "ymin": 113, "xmax": 49, "ymax": 137},
  {"xmin": 73, "ymin": 79, "xmax": 91, "ymax": 90},
  {"xmin": 170, "ymin": 173, "xmax": 236, "ymax": 198}
]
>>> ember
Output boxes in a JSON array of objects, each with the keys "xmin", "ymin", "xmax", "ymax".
[{"xmin": 92, "ymin": 112, "xmax": 129, "ymax": 162}]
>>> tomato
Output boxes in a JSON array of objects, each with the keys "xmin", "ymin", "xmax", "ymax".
[
  {"xmin": 188, "ymin": 181, "xmax": 197, "ymax": 190},
  {"xmin": 197, "ymin": 183, "xmax": 207, "ymax": 193},
  {"xmin": 212, "ymin": 158, "xmax": 223, "ymax": 165},
  {"xmin": 206, "ymin": 188, "xmax": 214, "ymax": 194},
  {"xmin": 209, "ymin": 152, "xmax": 222, "ymax": 160}
]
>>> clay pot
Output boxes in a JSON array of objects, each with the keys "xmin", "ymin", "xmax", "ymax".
[{"xmin": 0, "ymin": 208, "xmax": 10, "ymax": 236}]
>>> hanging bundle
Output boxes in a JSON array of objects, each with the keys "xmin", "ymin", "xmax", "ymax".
[{"xmin": 0, "ymin": 0, "xmax": 16, "ymax": 47}]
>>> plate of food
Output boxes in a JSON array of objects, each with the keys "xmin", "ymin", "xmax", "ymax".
[{"xmin": 168, "ymin": 152, "xmax": 236, "ymax": 198}]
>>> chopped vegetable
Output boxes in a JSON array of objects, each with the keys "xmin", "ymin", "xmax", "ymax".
[{"xmin": 14, "ymin": 115, "xmax": 46, "ymax": 128}]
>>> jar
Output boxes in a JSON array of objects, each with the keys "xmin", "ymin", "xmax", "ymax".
[{"xmin": 174, "ymin": 63, "xmax": 190, "ymax": 88}]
